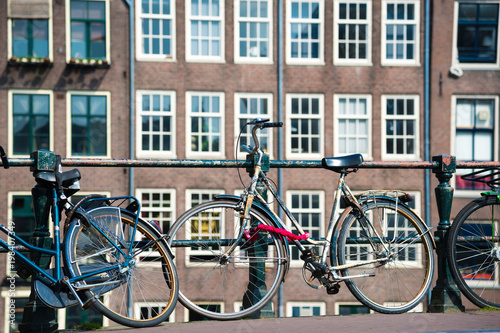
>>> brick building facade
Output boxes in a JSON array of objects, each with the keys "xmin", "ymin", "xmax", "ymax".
[{"xmin": 0, "ymin": 0, "xmax": 499, "ymax": 331}]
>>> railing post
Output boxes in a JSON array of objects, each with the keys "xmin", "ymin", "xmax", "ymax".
[
  {"xmin": 19, "ymin": 150, "xmax": 58, "ymax": 333},
  {"xmin": 243, "ymin": 153, "xmax": 274, "ymax": 318},
  {"xmin": 429, "ymin": 154, "xmax": 465, "ymax": 313}
]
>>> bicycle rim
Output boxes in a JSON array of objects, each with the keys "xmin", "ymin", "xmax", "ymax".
[
  {"xmin": 336, "ymin": 198, "xmax": 434, "ymax": 313},
  {"xmin": 168, "ymin": 199, "xmax": 287, "ymax": 320},
  {"xmin": 66, "ymin": 208, "xmax": 178, "ymax": 327},
  {"xmin": 448, "ymin": 196, "xmax": 500, "ymax": 308}
]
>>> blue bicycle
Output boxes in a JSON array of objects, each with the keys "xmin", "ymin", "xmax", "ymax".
[{"xmin": 0, "ymin": 146, "xmax": 178, "ymax": 328}]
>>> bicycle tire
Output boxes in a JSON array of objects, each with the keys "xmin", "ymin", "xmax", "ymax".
[
  {"xmin": 447, "ymin": 195, "xmax": 500, "ymax": 309},
  {"xmin": 336, "ymin": 197, "xmax": 434, "ymax": 313},
  {"xmin": 65, "ymin": 207, "xmax": 179, "ymax": 328},
  {"xmin": 167, "ymin": 198, "xmax": 287, "ymax": 320}
]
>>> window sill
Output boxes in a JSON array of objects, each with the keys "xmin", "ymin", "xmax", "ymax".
[
  {"xmin": 67, "ymin": 58, "xmax": 110, "ymax": 68},
  {"xmin": 8, "ymin": 57, "xmax": 53, "ymax": 67}
]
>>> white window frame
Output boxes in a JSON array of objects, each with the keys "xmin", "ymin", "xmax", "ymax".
[
  {"xmin": 65, "ymin": 0, "xmax": 111, "ymax": 64},
  {"xmin": 286, "ymin": 190, "xmax": 325, "ymax": 267},
  {"xmin": 133, "ymin": 302, "xmax": 175, "ymax": 322},
  {"xmin": 234, "ymin": 0, "xmax": 273, "ymax": 64},
  {"xmin": 286, "ymin": 301, "xmax": 326, "ymax": 317},
  {"xmin": 2, "ymin": 288, "xmax": 31, "ymax": 333},
  {"xmin": 451, "ymin": 95, "xmax": 500, "ymax": 197},
  {"xmin": 7, "ymin": 89, "xmax": 54, "ymax": 157},
  {"xmin": 333, "ymin": 94, "xmax": 372, "ymax": 159},
  {"xmin": 135, "ymin": 188, "xmax": 176, "ymax": 234},
  {"xmin": 66, "ymin": 90, "xmax": 112, "ymax": 158},
  {"xmin": 234, "ymin": 92, "xmax": 274, "ymax": 159},
  {"xmin": 136, "ymin": 0, "xmax": 176, "ymax": 62},
  {"xmin": 136, "ymin": 90, "xmax": 176, "ymax": 158},
  {"xmin": 186, "ymin": 0, "xmax": 225, "ymax": 63},
  {"xmin": 286, "ymin": 93, "xmax": 324, "ymax": 159},
  {"xmin": 381, "ymin": 94, "xmax": 420, "ymax": 161},
  {"xmin": 451, "ymin": 1, "xmax": 500, "ymax": 70},
  {"xmin": 333, "ymin": 0, "xmax": 372, "ymax": 66},
  {"xmin": 381, "ymin": 0, "xmax": 420, "ymax": 66},
  {"xmin": 286, "ymin": 0, "xmax": 325, "ymax": 65},
  {"xmin": 7, "ymin": 0, "xmax": 54, "ymax": 62},
  {"xmin": 186, "ymin": 91, "xmax": 225, "ymax": 159},
  {"xmin": 184, "ymin": 189, "xmax": 225, "ymax": 267},
  {"xmin": 183, "ymin": 302, "xmax": 225, "ymax": 321}
]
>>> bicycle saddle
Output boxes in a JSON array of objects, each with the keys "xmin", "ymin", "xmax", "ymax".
[
  {"xmin": 321, "ymin": 154, "xmax": 364, "ymax": 171},
  {"xmin": 35, "ymin": 169, "xmax": 82, "ymax": 187}
]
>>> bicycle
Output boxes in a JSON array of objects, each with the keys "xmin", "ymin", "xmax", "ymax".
[
  {"xmin": 167, "ymin": 118, "xmax": 435, "ymax": 320},
  {"xmin": 0, "ymin": 146, "xmax": 178, "ymax": 328},
  {"xmin": 447, "ymin": 167, "xmax": 500, "ymax": 309}
]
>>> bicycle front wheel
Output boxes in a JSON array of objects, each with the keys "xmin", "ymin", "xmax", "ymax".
[
  {"xmin": 168, "ymin": 198, "xmax": 288, "ymax": 320},
  {"xmin": 65, "ymin": 207, "xmax": 178, "ymax": 328},
  {"xmin": 447, "ymin": 195, "xmax": 500, "ymax": 309},
  {"xmin": 336, "ymin": 197, "xmax": 434, "ymax": 313}
]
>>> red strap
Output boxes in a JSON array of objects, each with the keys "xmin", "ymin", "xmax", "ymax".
[{"xmin": 243, "ymin": 224, "xmax": 309, "ymax": 241}]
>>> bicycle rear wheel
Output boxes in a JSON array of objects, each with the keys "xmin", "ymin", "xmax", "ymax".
[
  {"xmin": 336, "ymin": 197, "xmax": 434, "ymax": 313},
  {"xmin": 447, "ymin": 195, "xmax": 500, "ymax": 309},
  {"xmin": 65, "ymin": 207, "xmax": 178, "ymax": 328},
  {"xmin": 167, "ymin": 198, "xmax": 287, "ymax": 320}
]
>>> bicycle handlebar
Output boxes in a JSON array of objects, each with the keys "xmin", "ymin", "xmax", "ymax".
[
  {"xmin": 262, "ymin": 122, "xmax": 283, "ymax": 128},
  {"xmin": 0, "ymin": 146, "xmax": 9, "ymax": 169}
]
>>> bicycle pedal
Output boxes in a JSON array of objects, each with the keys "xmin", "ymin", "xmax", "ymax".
[
  {"xmin": 81, "ymin": 295, "xmax": 96, "ymax": 310},
  {"xmin": 326, "ymin": 284, "xmax": 340, "ymax": 295}
]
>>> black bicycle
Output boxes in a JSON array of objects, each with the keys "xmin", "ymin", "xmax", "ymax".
[{"xmin": 447, "ymin": 167, "xmax": 500, "ymax": 309}]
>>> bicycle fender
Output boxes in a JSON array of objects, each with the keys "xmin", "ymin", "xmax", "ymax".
[
  {"xmin": 359, "ymin": 195, "xmax": 437, "ymax": 249},
  {"xmin": 215, "ymin": 194, "xmax": 291, "ymax": 280}
]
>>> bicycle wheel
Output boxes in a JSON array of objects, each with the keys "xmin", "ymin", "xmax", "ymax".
[
  {"xmin": 447, "ymin": 195, "xmax": 500, "ymax": 308},
  {"xmin": 167, "ymin": 198, "xmax": 287, "ymax": 320},
  {"xmin": 336, "ymin": 197, "xmax": 434, "ymax": 313},
  {"xmin": 65, "ymin": 207, "xmax": 178, "ymax": 328}
]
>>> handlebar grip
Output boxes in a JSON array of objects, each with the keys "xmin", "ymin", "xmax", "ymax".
[
  {"xmin": 0, "ymin": 146, "xmax": 9, "ymax": 169},
  {"xmin": 262, "ymin": 122, "xmax": 283, "ymax": 128}
]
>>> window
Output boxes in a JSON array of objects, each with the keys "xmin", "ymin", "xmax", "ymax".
[
  {"xmin": 334, "ymin": 94, "xmax": 372, "ymax": 158},
  {"xmin": 186, "ymin": 0, "xmax": 224, "ymax": 62},
  {"xmin": 381, "ymin": 95, "xmax": 420, "ymax": 160},
  {"xmin": 286, "ymin": 302, "xmax": 326, "ymax": 317},
  {"xmin": 287, "ymin": 1, "xmax": 324, "ymax": 64},
  {"xmin": 67, "ymin": 0, "xmax": 109, "ymax": 63},
  {"xmin": 137, "ymin": 0, "xmax": 175, "ymax": 61},
  {"xmin": 136, "ymin": 189, "xmax": 175, "ymax": 234},
  {"xmin": 137, "ymin": 90, "xmax": 176, "ymax": 158},
  {"xmin": 186, "ymin": 92, "xmax": 225, "ymax": 158},
  {"xmin": 8, "ymin": 90, "xmax": 52, "ymax": 156},
  {"xmin": 235, "ymin": 93, "xmax": 273, "ymax": 158},
  {"xmin": 381, "ymin": 0, "xmax": 420, "ymax": 66},
  {"xmin": 7, "ymin": 0, "xmax": 52, "ymax": 62},
  {"xmin": 185, "ymin": 190, "xmax": 224, "ymax": 266},
  {"xmin": 286, "ymin": 94, "xmax": 324, "ymax": 159},
  {"xmin": 453, "ymin": 1, "xmax": 500, "ymax": 68},
  {"xmin": 1, "ymin": 290, "xmax": 30, "ymax": 333},
  {"xmin": 287, "ymin": 191, "xmax": 324, "ymax": 266},
  {"xmin": 67, "ymin": 91, "xmax": 110, "ymax": 158},
  {"xmin": 134, "ymin": 302, "xmax": 174, "ymax": 322},
  {"xmin": 187, "ymin": 303, "xmax": 223, "ymax": 321},
  {"xmin": 336, "ymin": 303, "xmax": 370, "ymax": 315},
  {"xmin": 64, "ymin": 303, "xmax": 103, "ymax": 329},
  {"xmin": 235, "ymin": 0, "xmax": 272, "ymax": 63},
  {"xmin": 333, "ymin": 0, "xmax": 372, "ymax": 65},
  {"xmin": 453, "ymin": 96, "xmax": 499, "ymax": 192}
]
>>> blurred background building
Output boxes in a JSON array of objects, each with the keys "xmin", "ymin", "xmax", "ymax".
[{"xmin": 0, "ymin": 0, "xmax": 499, "ymax": 331}]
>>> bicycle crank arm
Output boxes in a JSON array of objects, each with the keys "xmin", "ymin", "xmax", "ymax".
[{"xmin": 73, "ymin": 279, "xmax": 123, "ymax": 290}]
